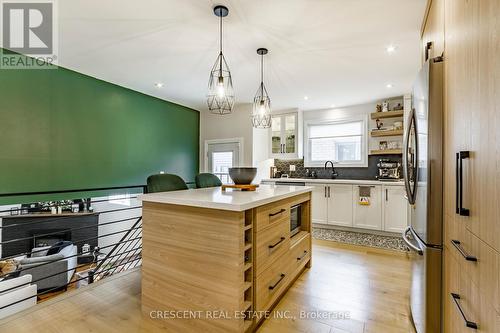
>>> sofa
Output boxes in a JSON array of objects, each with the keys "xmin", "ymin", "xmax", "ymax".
[{"xmin": 19, "ymin": 243, "xmax": 77, "ymax": 291}]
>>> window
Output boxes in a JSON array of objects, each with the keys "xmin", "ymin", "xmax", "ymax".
[
  {"xmin": 305, "ymin": 117, "xmax": 367, "ymax": 167},
  {"xmin": 212, "ymin": 151, "xmax": 233, "ymax": 184}
]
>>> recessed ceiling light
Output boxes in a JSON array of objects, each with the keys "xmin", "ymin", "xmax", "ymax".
[
  {"xmin": 304, "ymin": 96, "xmax": 309, "ymax": 100},
  {"xmin": 155, "ymin": 82, "xmax": 164, "ymax": 88},
  {"xmin": 386, "ymin": 83, "xmax": 394, "ymax": 88},
  {"xmin": 386, "ymin": 45, "xmax": 396, "ymax": 54}
]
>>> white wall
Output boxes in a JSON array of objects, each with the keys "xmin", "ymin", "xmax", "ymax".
[
  {"xmin": 199, "ymin": 103, "xmax": 254, "ymax": 172},
  {"xmin": 303, "ymin": 97, "xmax": 405, "ymax": 154}
]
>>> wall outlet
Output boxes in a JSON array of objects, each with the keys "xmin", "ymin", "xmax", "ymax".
[{"xmin": 289, "ymin": 165, "xmax": 296, "ymax": 172}]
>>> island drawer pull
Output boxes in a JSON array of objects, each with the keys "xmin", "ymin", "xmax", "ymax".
[
  {"xmin": 268, "ymin": 273, "xmax": 286, "ymax": 290},
  {"xmin": 451, "ymin": 293, "xmax": 478, "ymax": 329},
  {"xmin": 451, "ymin": 240, "xmax": 477, "ymax": 261},
  {"xmin": 268, "ymin": 237, "xmax": 286, "ymax": 249},
  {"xmin": 269, "ymin": 209, "xmax": 286, "ymax": 217},
  {"xmin": 297, "ymin": 250, "xmax": 308, "ymax": 261}
]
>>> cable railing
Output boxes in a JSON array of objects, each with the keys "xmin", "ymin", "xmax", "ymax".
[{"xmin": 0, "ymin": 184, "xmax": 149, "ymax": 318}]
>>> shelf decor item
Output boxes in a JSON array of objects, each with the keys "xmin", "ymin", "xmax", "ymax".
[
  {"xmin": 207, "ymin": 5, "xmax": 234, "ymax": 115},
  {"xmin": 382, "ymin": 101, "xmax": 390, "ymax": 112},
  {"xmin": 252, "ymin": 48, "xmax": 272, "ymax": 128}
]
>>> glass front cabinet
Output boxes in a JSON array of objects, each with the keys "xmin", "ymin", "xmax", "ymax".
[{"xmin": 270, "ymin": 112, "xmax": 298, "ymax": 159}]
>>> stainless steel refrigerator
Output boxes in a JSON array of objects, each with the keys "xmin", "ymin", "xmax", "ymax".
[{"xmin": 402, "ymin": 57, "xmax": 444, "ymax": 333}]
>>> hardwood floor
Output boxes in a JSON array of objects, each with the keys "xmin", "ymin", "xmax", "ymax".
[{"xmin": 0, "ymin": 239, "xmax": 414, "ymax": 333}]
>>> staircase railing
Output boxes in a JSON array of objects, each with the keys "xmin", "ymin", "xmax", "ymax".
[{"xmin": 0, "ymin": 185, "xmax": 147, "ymax": 315}]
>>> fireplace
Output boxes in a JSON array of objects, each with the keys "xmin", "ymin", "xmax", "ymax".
[
  {"xmin": 31, "ymin": 229, "xmax": 72, "ymax": 249},
  {"xmin": 1, "ymin": 213, "xmax": 99, "ymax": 259}
]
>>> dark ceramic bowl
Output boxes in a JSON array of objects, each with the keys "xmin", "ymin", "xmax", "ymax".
[{"xmin": 228, "ymin": 167, "xmax": 257, "ymax": 185}]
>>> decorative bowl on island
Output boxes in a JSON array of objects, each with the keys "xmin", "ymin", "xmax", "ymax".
[{"xmin": 228, "ymin": 167, "xmax": 257, "ymax": 185}]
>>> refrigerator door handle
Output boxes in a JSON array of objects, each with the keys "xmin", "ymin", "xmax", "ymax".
[
  {"xmin": 403, "ymin": 108, "xmax": 417, "ymax": 205},
  {"xmin": 402, "ymin": 227, "xmax": 423, "ymax": 255}
]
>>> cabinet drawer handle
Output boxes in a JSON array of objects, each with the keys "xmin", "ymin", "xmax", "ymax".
[
  {"xmin": 268, "ymin": 237, "xmax": 286, "ymax": 249},
  {"xmin": 451, "ymin": 293, "xmax": 478, "ymax": 329},
  {"xmin": 269, "ymin": 209, "xmax": 286, "ymax": 217},
  {"xmin": 297, "ymin": 250, "xmax": 308, "ymax": 261},
  {"xmin": 451, "ymin": 240, "xmax": 477, "ymax": 261},
  {"xmin": 268, "ymin": 273, "xmax": 286, "ymax": 290}
]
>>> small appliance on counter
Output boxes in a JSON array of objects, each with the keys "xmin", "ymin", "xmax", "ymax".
[{"xmin": 376, "ymin": 159, "xmax": 401, "ymax": 180}]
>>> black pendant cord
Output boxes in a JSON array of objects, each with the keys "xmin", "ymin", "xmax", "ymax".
[
  {"xmin": 219, "ymin": 12, "xmax": 223, "ymax": 76},
  {"xmin": 260, "ymin": 54, "xmax": 264, "ymax": 96}
]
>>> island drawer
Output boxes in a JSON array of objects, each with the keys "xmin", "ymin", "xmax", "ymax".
[
  {"xmin": 255, "ymin": 219, "xmax": 290, "ymax": 275},
  {"xmin": 255, "ymin": 251, "xmax": 291, "ymax": 312},
  {"xmin": 254, "ymin": 201, "xmax": 290, "ymax": 232},
  {"xmin": 289, "ymin": 233, "xmax": 311, "ymax": 276}
]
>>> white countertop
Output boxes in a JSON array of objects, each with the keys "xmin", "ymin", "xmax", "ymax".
[
  {"xmin": 261, "ymin": 178, "xmax": 405, "ymax": 186},
  {"xmin": 138, "ymin": 184, "xmax": 312, "ymax": 212}
]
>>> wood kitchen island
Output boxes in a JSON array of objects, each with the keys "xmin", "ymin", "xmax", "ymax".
[{"xmin": 138, "ymin": 184, "xmax": 312, "ymax": 333}]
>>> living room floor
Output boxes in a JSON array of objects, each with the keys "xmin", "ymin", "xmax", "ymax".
[{"xmin": 0, "ymin": 240, "xmax": 413, "ymax": 333}]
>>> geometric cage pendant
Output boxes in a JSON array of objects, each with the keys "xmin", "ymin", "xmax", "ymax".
[
  {"xmin": 207, "ymin": 5, "xmax": 235, "ymax": 115},
  {"xmin": 252, "ymin": 82, "xmax": 272, "ymax": 128},
  {"xmin": 207, "ymin": 52, "xmax": 235, "ymax": 115},
  {"xmin": 251, "ymin": 48, "xmax": 271, "ymax": 128}
]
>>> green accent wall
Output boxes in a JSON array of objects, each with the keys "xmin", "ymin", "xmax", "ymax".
[{"xmin": 0, "ymin": 54, "xmax": 199, "ymax": 203}]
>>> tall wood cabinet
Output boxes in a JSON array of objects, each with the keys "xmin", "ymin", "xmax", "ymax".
[{"xmin": 424, "ymin": 0, "xmax": 500, "ymax": 331}]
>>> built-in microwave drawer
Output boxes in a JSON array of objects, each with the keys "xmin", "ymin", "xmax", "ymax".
[
  {"xmin": 255, "ymin": 218, "xmax": 290, "ymax": 276},
  {"xmin": 254, "ymin": 200, "xmax": 290, "ymax": 232},
  {"xmin": 255, "ymin": 251, "xmax": 290, "ymax": 312}
]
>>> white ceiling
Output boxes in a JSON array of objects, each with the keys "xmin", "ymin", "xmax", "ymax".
[{"xmin": 52, "ymin": 0, "xmax": 425, "ymax": 111}]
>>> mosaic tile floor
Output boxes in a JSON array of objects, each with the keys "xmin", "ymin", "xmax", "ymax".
[{"xmin": 312, "ymin": 227, "xmax": 408, "ymax": 252}]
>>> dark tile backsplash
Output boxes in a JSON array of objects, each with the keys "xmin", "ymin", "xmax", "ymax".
[{"xmin": 274, "ymin": 155, "xmax": 402, "ymax": 180}]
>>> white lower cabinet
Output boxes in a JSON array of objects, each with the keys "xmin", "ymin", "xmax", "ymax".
[
  {"xmin": 307, "ymin": 183, "xmax": 353, "ymax": 227},
  {"xmin": 310, "ymin": 184, "xmax": 328, "ymax": 225},
  {"xmin": 382, "ymin": 185, "xmax": 409, "ymax": 233},
  {"xmin": 304, "ymin": 182, "xmax": 409, "ymax": 234},
  {"xmin": 352, "ymin": 185, "xmax": 383, "ymax": 230},
  {"xmin": 327, "ymin": 184, "xmax": 353, "ymax": 227}
]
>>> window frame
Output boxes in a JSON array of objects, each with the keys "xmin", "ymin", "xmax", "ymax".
[{"xmin": 304, "ymin": 115, "xmax": 368, "ymax": 168}]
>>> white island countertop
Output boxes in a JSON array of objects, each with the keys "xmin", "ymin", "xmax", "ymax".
[{"xmin": 138, "ymin": 184, "xmax": 312, "ymax": 212}]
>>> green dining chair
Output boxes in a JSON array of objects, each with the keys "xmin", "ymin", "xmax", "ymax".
[
  {"xmin": 146, "ymin": 174, "xmax": 188, "ymax": 193},
  {"xmin": 195, "ymin": 173, "xmax": 222, "ymax": 189}
]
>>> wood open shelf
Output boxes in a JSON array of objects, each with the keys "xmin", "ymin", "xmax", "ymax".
[
  {"xmin": 370, "ymin": 149, "xmax": 403, "ymax": 155},
  {"xmin": 370, "ymin": 110, "xmax": 404, "ymax": 119},
  {"xmin": 371, "ymin": 129, "xmax": 403, "ymax": 137}
]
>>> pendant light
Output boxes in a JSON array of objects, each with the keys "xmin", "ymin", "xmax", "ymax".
[
  {"xmin": 252, "ymin": 48, "xmax": 272, "ymax": 128},
  {"xmin": 207, "ymin": 5, "xmax": 234, "ymax": 115}
]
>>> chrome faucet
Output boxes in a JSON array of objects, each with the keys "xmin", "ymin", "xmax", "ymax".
[{"xmin": 324, "ymin": 161, "xmax": 338, "ymax": 179}]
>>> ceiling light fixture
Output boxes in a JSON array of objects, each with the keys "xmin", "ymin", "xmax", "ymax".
[
  {"xmin": 207, "ymin": 5, "xmax": 234, "ymax": 115},
  {"xmin": 155, "ymin": 82, "xmax": 164, "ymax": 88},
  {"xmin": 386, "ymin": 83, "xmax": 394, "ymax": 88},
  {"xmin": 252, "ymin": 48, "xmax": 271, "ymax": 128},
  {"xmin": 386, "ymin": 45, "xmax": 396, "ymax": 54},
  {"xmin": 304, "ymin": 96, "xmax": 309, "ymax": 100},
  {"xmin": 330, "ymin": 104, "xmax": 336, "ymax": 108}
]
